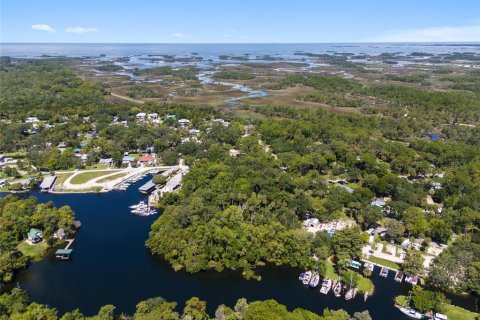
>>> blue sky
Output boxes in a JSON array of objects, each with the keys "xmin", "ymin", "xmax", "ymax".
[{"xmin": 1, "ymin": 0, "xmax": 479, "ymax": 43}]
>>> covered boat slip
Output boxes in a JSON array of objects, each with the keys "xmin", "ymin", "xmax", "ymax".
[
  {"xmin": 138, "ymin": 180, "xmax": 156, "ymax": 194},
  {"xmin": 55, "ymin": 248, "xmax": 73, "ymax": 260},
  {"xmin": 40, "ymin": 175, "xmax": 57, "ymax": 192}
]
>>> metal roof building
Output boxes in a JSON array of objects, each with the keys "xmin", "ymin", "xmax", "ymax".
[
  {"xmin": 40, "ymin": 176, "xmax": 57, "ymax": 192},
  {"xmin": 138, "ymin": 180, "xmax": 156, "ymax": 194}
]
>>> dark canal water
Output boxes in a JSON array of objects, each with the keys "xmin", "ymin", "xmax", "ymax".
[{"xmin": 1, "ymin": 176, "xmax": 478, "ymax": 319}]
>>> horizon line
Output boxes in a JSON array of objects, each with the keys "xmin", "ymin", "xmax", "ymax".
[{"xmin": 1, "ymin": 41, "xmax": 480, "ymax": 45}]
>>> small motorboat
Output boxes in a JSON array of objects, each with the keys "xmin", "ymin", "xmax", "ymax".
[
  {"xmin": 298, "ymin": 272, "xmax": 305, "ymax": 281},
  {"xmin": 380, "ymin": 267, "xmax": 388, "ymax": 278},
  {"xmin": 394, "ymin": 270, "xmax": 404, "ymax": 283},
  {"xmin": 309, "ymin": 273, "xmax": 320, "ymax": 288}
]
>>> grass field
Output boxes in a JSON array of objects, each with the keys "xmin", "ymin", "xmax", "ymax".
[
  {"xmin": 54, "ymin": 173, "xmax": 73, "ymax": 186},
  {"xmin": 366, "ymin": 256, "xmax": 401, "ymax": 270},
  {"xmin": 70, "ymin": 170, "xmax": 121, "ymax": 184},
  {"xmin": 441, "ymin": 304, "xmax": 479, "ymax": 320},
  {"xmin": 97, "ymin": 172, "xmax": 128, "ymax": 183},
  {"xmin": 395, "ymin": 295, "xmax": 408, "ymax": 307},
  {"xmin": 18, "ymin": 241, "xmax": 49, "ymax": 260},
  {"xmin": 325, "ymin": 260, "xmax": 340, "ymax": 280},
  {"xmin": 342, "ymin": 270, "xmax": 374, "ymax": 293}
]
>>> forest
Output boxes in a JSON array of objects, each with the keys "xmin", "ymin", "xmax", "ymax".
[
  {"xmin": 0, "ymin": 195, "xmax": 76, "ymax": 283},
  {"xmin": 0, "ymin": 288, "xmax": 373, "ymax": 320},
  {"xmin": 0, "ymin": 59, "xmax": 479, "ymax": 296}
]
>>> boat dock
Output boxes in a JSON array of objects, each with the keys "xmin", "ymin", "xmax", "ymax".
[{"xmin": 55, "ymin": 239, "xmax": 74, "ymax": 260}]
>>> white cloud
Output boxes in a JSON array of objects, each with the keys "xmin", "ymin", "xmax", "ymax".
[
  {"xmin": 32, "ymin": 24, "xmax": 56, "ymax": 33},
  {"xmin": 65, "ymin": 27, "xmax": 99, "ymax": 34},
  {"xmin": 372, "ymin": 25, "xmax": 480, "ymax": 42},
  {"xmin": 172, "ymin": 32, "xmax": 193, "ymax": 40}
]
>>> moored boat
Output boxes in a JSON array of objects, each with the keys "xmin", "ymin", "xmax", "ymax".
[
  {"xmin": 396, "ymin": 306, "xmax": 423, "ymax": 319},
  {"xmin": 380, "ymin": 266, "xmax": 388, "ymax": 278},
  {"xmin": 309, "ymin": 273, "xmax": 320, "ymax": 288},
  {"xmin": 345, "ymin": 288, "xmax": 354, "ymax": 300},
  {"xmin": 319, "ymin": 278, "xmax": 332, "ymax": 294},
  {"xmin": 333, "ymin": 281, "xmax": 342, "ymax": 297},
  {"xmin": 302, "ymin": 271, "xmax": 312, "ymax": 285},
  {"xmin": 394, "ymin": 270, "xmax": 404, "ymax": 282}
]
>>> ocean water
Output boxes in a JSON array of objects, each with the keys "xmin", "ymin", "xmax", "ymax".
[{"xmin": 1, "ymin": 42, "xmax": 479, "ymax": 59}]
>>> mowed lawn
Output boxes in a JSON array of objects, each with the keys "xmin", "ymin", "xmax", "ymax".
[
  {"xmin": 441, "ymin": 304, "xmax": 479, "ymax": 320},
  {"xmin": 97, "ymin": 172, "xmax": 128, "ymax": 183},
  {"xmin": 70, "ymin": 170, "xmax": 121, "ymax": 184},
  {"xmin": 366, "ymin": 256, "xmax": 401, "ymax": 270},
  {"xmin": 18, "ymin": 241, "xmax": 49, "ymax": 260}
]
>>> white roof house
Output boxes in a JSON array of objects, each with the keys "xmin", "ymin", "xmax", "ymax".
[
  {"xmin": 148, "ymin": 113, "xmax": 159, "ymax": 119},
  {"xmin": 25, "ymin": 117, "xmax": 40, "ymax": 123},
  {"xmin": 178, "ymin": 119, "xmax": 191, "ymax": 127},
  {"xmin": 136, "ymin": 113, "xmax": 147, "ymax": 120},
  {"xmin": 371, "ymin": 198, "xmax": 386, "ymax": 207},
  {"xmin": 189, "ymin": 128, "xmax": 200, "ymax": 136}
]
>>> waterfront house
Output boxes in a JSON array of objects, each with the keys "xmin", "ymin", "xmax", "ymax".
[
  {"xmin": 0, "ymin": 179, "xmax": 7, "ymax": 188},
  {"xmin": 27, "ymin": 228, "xmax": 42, "ymax": 244},
  {"xmin": 54, "ymin": 228, "xmax": 66, "ymax": 239}
]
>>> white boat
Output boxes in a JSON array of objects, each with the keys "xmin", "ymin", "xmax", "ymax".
[
  {"xmin": 380, "ymin": 267, "xmax": 388, "ymax": 278},
  {"xmin": 298, "ymin": 272, "xmax": 305, "ymax": 281},
  {"xmin": 309, "ymin": 273, "xmax": 320, "ymax": 288},
  {"xmin": 397, "ymin": 307, "xmax": 423, "ymax": 319},
  {"xmin": 302, "ymin": 271, "xmax": 312, "ymax": 285},
  {"xmin": 129, "ymin": 201, "xmax": 147, "ymax": 209},
  {"xmin": 433, "ymin": 313, "xmax": 448, "ymax": 320},
  {"xmin": 345, "ymin": 288, "xmax": 354, "ymax": 300},
  {"xmin": 319, "ymin": 278, "xmax": 332, "ymax": 294},
  {"xmin": 364, "ymin": 262, "xmax": 374, "ymax": 272},
  {"xmin": 333, "ymin": 281, "xmax": 342, "ymax": 297}
]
